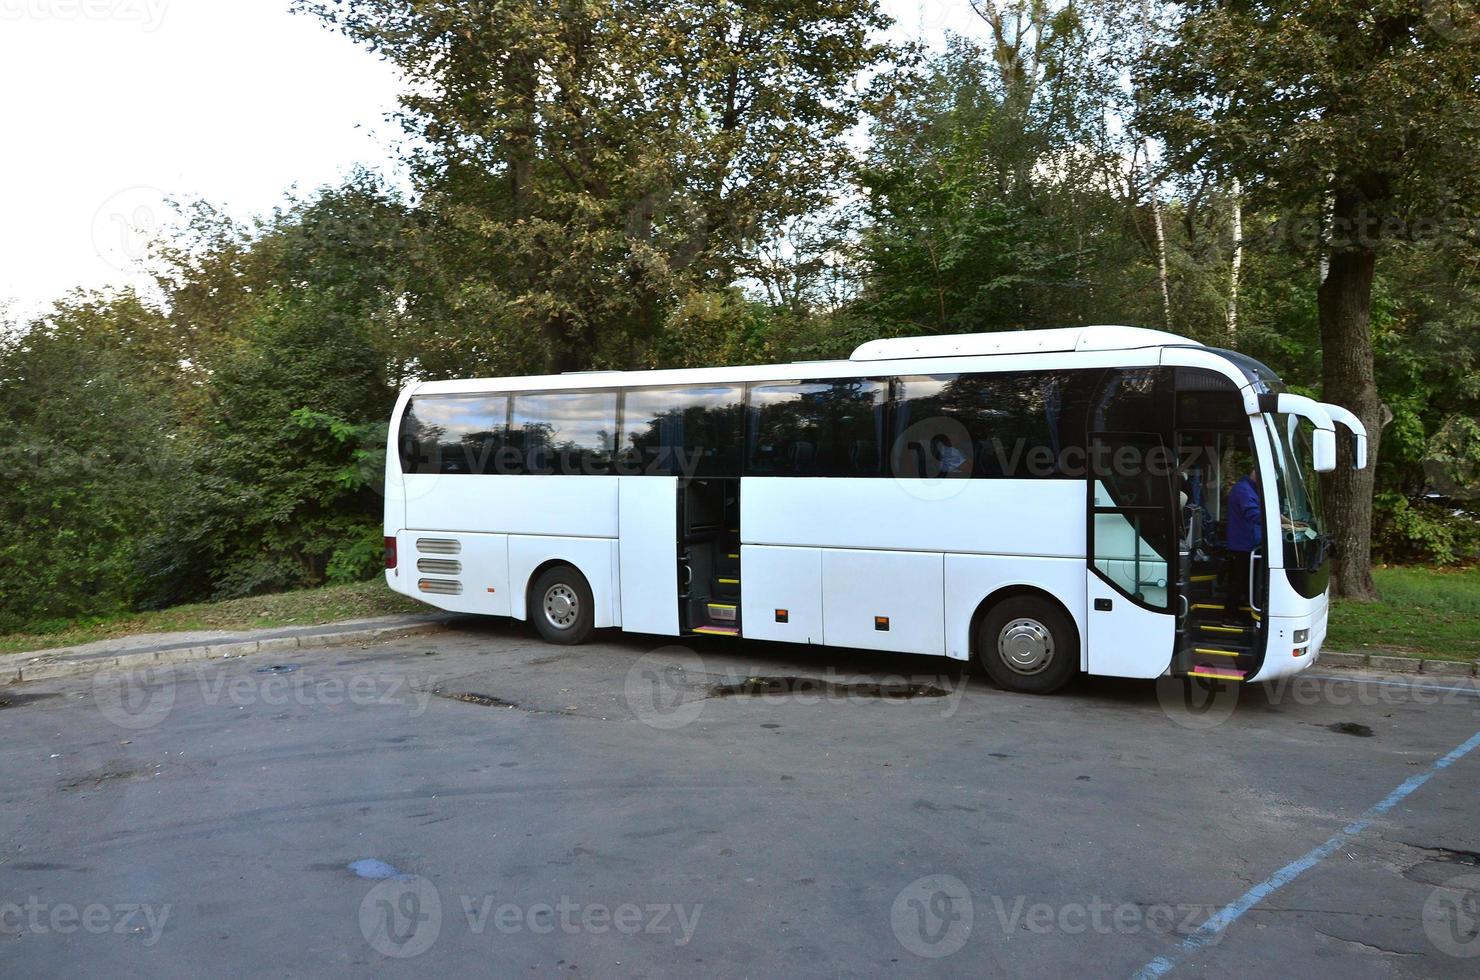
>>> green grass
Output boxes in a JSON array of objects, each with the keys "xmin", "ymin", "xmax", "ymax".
[
  {"xmin": 0, "ymin": 580, "xmax": 426, "ymax": 657},
  {"xmin": 1328, "ymin": 566, "xmax": 1480, "ymax": 662},
  {"xmin": 3, "ymin": 565, "xmax": 1473, "ymax": 664}
]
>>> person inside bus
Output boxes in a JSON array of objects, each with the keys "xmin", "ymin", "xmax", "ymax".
[
  {"xmin": 1227, "ymin": 457, "xmax": 1308, "ymax": 608},
  {"xmin": 930, "ymin": 432, "xmax": 968, "ymax": 476},
  {"xmin": 1225, "ymin": 465, "xmax": 1263, "ymax": 611}
]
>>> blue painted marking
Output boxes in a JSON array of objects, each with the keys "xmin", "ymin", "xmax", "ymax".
[{"xmin": 1132, "ymin": 727, "xmax": 1480, "ymax": 980}]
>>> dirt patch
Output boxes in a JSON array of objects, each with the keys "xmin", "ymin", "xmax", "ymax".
[
  {"xmin": 434, "ymin": 690, "xmax": 521, "ymax": 709},
  {"xmin": 707, "ymin": 676, "xmax": 949, "ymax": 700},
  {"xmin": 1327, "ymin": 721, "xmax": 1375, "ymax": 737},
  {"xmin": 0, "ymin": 692, "xmax": 62, "ymax": 710}
]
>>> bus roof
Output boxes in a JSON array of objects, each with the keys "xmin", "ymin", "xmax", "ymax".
[
  {"xmin": 849, "ymin": 325, "xmax": 1199, "ymax": 361},
  {"xmin": 409, "ymin": 325, "xmax": 1209, "ymax": 396}
]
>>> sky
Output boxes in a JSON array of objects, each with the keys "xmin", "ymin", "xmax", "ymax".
[{"xmin": 0, "ymin": 0, "xmax": 986, "ymax": 322}]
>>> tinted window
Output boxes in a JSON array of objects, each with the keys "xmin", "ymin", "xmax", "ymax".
[
  {"xmin": 510, "ymin": 391, "xmax": 618, "ymax": 475},
  {"xmin": 398, "ymin": 394, "xmax": 508, "ymax": 475},
  {"xmin": 748, "ymin": 379, "xmax": 887, "ymax": 477},
  {"xmin": 1092, "ymin": 368, "xmax": 1172, "ymax": 434},
  {"xmin": 620, "ymin": 385, "xmax": 744, "ymax": 477},
  {"xmin": 891, "ymin": 371, "xmax": 1091, "ymax": 479}
]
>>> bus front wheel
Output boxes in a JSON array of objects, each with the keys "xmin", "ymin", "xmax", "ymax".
[
  {"xmin": 530, "ymin": 565, "xmax": 595, "ymax": 646},
  {"xmin": 975, "ymin": 595, "xmax": 1076, "ymax": 694}
]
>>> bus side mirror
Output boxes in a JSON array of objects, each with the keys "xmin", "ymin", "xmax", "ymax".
[{"xmin": 1312, "ymin": 428, "xmax": 1337, "ymax": 473}]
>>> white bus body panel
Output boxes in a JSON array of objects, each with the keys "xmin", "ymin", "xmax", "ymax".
[
  {"xmin": 508, "ymin": 534, "xmax": 620, "ymax": 628},
  {"xmin": 943, "ymin": 554, "xmax": 1087, "ymax": 664},
  {"xmin": 821, "ymin": 549, "xmax": 945, "ymax": 655},
  {"xmin": 404, "ymin": 474, "xmax": 618, "ymax": 539},
  {"xmin": 618, "ymin": 477, "xmax": 680, "ymax": 636},
  {"xmin": 740, "ymin": 545, "xmax": 823, "ymax": 644},
  {"xmin": 1086, "ymin": 573, "xmax": 1175, "ymax": 678},
  {"xmin": 741, "ymin": 478, "xmax": 1083, "ymax": 557},
  {"xmin": 394, "ymin": 531, "xmax": 511, "ymax": 617}
]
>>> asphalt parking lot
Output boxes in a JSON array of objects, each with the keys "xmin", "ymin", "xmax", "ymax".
[{"xmin": 2, "ymin": 620, "xmax": 1478, "ymax": 977}]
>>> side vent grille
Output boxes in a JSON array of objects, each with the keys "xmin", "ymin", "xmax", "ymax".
[
  {"xmin": 416, "ymin": 558, "xmax": 462, "ymax": 575},
  {"xmin": 418, "ymin": 578, "xmax": 463, "ymax": 596},
  {"xmin": 417, "ymin": 538, "xmax": 461, "ymax": 555}
]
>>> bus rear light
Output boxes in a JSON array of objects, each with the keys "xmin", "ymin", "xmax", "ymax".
[{"xmin": 384, "ymin": 537, "xmax": 398, "ymax": 570}]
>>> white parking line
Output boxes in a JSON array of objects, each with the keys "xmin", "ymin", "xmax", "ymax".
[{"xmin": 1132, "ymin": 726, "xmax": 1480, "ymax": 979}]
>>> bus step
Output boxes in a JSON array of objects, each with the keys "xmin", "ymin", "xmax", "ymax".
[
  {"xmin": 1197, "ymin": 623, "xmax": 1252, "ymax": 637},
  {"xmin": 706, "ymin": 602, "xmax": 737, "ymax": 622},
  {"xmin": 693, "ymin": 625, "xmax": 740, "ymax": 637},
  {"xmin": 1191, "ymin": 645, "xmax": 1244, "ymax": 659},
  {"xmin": 1188, "ymin": 666, "xmax": 1246, "ymax": 682}
]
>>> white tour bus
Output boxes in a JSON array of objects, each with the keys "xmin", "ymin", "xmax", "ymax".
[{"xmin": 382, "ymin": 325, "xmax": 1366, "ymax": 693}]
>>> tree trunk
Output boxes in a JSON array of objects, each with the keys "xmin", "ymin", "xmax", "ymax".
[
  {"xmin": 1317, "ymin": 222, "xmax": 1381, "ymax": 600},
  {"xmin": 1226, "ymin": 177, "xmax": 1242, "ymax": 343}
]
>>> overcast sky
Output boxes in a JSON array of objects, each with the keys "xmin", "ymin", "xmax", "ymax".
[{"xmin": 0, "ymin": 0, "xmax": 984, "ymax": 321}]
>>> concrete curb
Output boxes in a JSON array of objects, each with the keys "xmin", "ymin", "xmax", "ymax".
[
  {"xmin": 4, "ymin": 617, "xmax": 451, "ymax": 686},
  {"xmin": 1319, "ymin": 650, "xmax": 1476, "ymax": 677}
]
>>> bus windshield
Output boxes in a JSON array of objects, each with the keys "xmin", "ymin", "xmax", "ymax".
[{"xmin": 1266, "ymin": 413, "xmax": 1325, "ymax": 569}]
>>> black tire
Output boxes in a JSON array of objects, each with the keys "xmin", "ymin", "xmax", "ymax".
[
  {"xmin": 975, "ymin": 594, "xmax": 1077, "ymax": 694},
  {"xmin": 530, "ymin": 565, "xmax": 595, "ymax": 645}
]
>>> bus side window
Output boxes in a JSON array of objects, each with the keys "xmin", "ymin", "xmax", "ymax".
[
  {"xmin": 747, "ymin": 379, "xmax": 887, "ymax": 477},
  {"xmin": 510, "ymin": 391, "xmax": 618, "ymax": 475},
  {"xmin": 621, "ymin": 385, "xmax": 744, "ymax": 477},
  {"xmin": 398, "ymin": 394, "xmax": 508, "ymax": 475}
]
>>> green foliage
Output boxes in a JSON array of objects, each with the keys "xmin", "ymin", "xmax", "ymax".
[
  {"xmin": 302, "ymin": 0, "xmax": 892, "ymax": 374},
  {"xmin": 0, "ymin": 294, "xmax": 187, "ymax": 631},
  {"xmin": 6, "ymin": 2, "xmax": 1479, "ymax": 631}
]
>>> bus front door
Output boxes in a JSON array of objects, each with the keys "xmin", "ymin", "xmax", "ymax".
[{"xmin": 1085, "ymin": 432, "xmax": 1179, "ymax": 678}]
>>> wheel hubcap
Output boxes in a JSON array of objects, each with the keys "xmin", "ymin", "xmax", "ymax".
[
  {"xmin": 543, "ymin": 584, "xmax": 579, "ymax": 629},
  {"xmin": 998, "ymin": 618, "xmax": 1054, "ymax": 675}
]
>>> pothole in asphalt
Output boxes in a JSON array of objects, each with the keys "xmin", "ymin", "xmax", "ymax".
[
  {"xmin": 434, "ymin": 690, "xmax": 521, "ymax": 709},
  {"xmin": 1327, "ymin": 721, "xmax": 1375, "ymax": 737},
  {"xmin": 707, "ymin": 676, "xmax": 949, "ymax": 699}
]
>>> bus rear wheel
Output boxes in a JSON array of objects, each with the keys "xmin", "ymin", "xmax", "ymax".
[
  {"xmin": 975, "ymin": 595, "xmax": 1076, "ymax": 694},
  {"xmin": 531, "ymin": 565, "xmax": 595, "ymax": 646}
]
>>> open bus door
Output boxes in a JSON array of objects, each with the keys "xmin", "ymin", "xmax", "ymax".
[{"xmin": 1085, "ymin": 431, "xmax": 1179, "ymax": 678}]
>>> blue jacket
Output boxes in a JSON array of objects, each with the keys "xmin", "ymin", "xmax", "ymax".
[{"xmin": 1227, "ymin": 476, "xmax": 1264, "ymax": 552}]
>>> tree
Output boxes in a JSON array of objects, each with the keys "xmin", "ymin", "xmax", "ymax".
[
  {"xmin": 1140, "ymin": 1, "xmax": 1480, "ymax": 598},
  {"xmin": 298, "ymin": 0, "xmax": 890, "ymax": 375},
  {"xmin": 0, "ymin": 292, "xmax": 187, "ymax": 629}
]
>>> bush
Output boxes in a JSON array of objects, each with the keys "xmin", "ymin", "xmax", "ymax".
[{"xmin": 1373, "ymin": 492, "xmax": 1480, "ymax": 566}]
